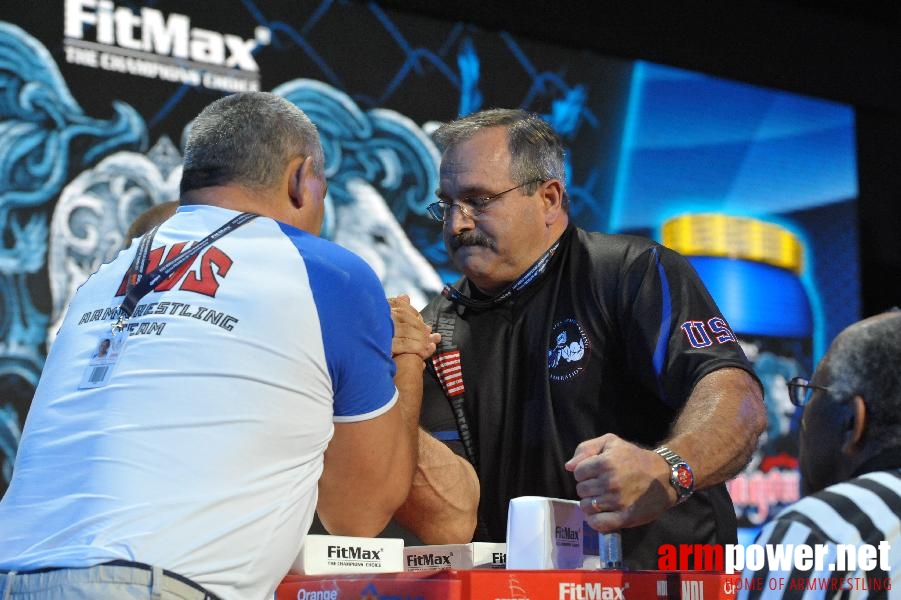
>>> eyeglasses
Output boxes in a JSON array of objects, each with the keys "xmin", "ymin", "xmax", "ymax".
[
  {"xmin": 786, "ymin": 376, "xmax": 830, "ymax": 407},
  {"xmin": 426, "ymin": 179, "xmax": 543, "ymax": 222}
]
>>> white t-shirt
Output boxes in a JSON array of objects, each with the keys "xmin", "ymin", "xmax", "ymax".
[{"xmin": 0, "ymin": 205, "xmax": 399, "ymax": 600}]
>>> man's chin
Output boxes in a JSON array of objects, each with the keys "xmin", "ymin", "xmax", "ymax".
[{"xmin": 453, "ymin": 250, "xmax": 491, "ymax": 282}]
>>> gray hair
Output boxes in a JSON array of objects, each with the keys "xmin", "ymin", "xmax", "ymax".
[
  {"xmin": 180, "ymin": 92, "xmax": 324, "ymax": 194},
  {"xmin": 826, "ymin": 309, "xmax": 901, "ymax": 448},
  {"xmin": 432, "ymin": 108, "xmax": 569, "ymax": 210}
]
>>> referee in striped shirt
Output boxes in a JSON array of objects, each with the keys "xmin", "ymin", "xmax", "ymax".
[{"xmin": 740, "ymin": 308, "xmax": 901, "ymax": 599}]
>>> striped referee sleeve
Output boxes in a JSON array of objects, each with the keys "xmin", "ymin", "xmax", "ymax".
[{"xmin": 737, "ymin": 469, "xmax": 901, "ymax": 600}]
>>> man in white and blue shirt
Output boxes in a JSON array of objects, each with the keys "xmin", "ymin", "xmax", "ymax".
[{"xmin": 0, "ymin": 92, "xmax": 435, "ymax": 600}]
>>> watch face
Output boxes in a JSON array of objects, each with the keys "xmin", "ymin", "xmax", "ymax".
[{"xmin": 674, "ymin": 464, "xmax": 694, "ymax": 489}]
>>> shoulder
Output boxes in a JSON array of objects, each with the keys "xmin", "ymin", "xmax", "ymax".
[
  {"xmin": 766, "ymin": 471, "xmax": 901, "ymax": 544},
  {"xmin": 274, "ymin": 221, "xmax": 381, "ymax": 285},
  {"xmin": 573, "ymin": 228, "xmax": 672, "ymax": 263},
  {"xmin": 805, "ymin": 470, "xmax": 901, "ymax": 506},
  {"xmin": 570, "ymin": 228, "xmax": 695, "ymax": 284},
  {"xmin": 855, "ymin": 468, "xmax": 901, "ymax": 491},
  {"xmin": 575, "ymin": 227, "xmax": 657, "ymax": 249}
]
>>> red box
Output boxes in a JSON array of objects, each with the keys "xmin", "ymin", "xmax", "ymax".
[
  {"xmin": 276, "ymin": 571, "xmax": 460, "ymax": 600},
  {"xmin": 276, "ymin": 569, "xmax": 743, "ymax": 599},
  {"xmin": 457, "ymin": 569, "xmax": 671, "ymax": 599}
]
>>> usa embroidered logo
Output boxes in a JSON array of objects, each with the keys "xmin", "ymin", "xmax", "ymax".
[{"xmin": 432, "ymin": 350, "xmax": 464, "ymax": 397}]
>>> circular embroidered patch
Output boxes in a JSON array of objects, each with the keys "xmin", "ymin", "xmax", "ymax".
[{"xmin": 547, "ymin": 318, "xmax": 591, "ymax": 381}]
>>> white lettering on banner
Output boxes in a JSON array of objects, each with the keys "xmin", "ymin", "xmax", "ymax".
[
  {"xmin": 681, "ymin": 580, "xmax": 704, "ymax": 600},
  {"xmin": 559, "ymin": 582, "xmax": 626, "ymax": 600},
  {"xmin": 62, "ymin": 0, "xmax": 269, "ymax": 91},
  {"xmin": 724, "ymin": 541, "xmax": 892, "ymax": 574},
  {"xmin": 296, "ymin": 590, "xmax": 338, "ymax": 600}
]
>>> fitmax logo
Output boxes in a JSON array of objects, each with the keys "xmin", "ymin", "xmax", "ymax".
[
  {"xmin": 556, "ymin": 526, "xmax": 580, "ymax": 541},
  {"xmin": 326, "ymin": 546, "xmax": 382, "ymax": 560},
  {"xmin": 406, "ymin": 554, "xmax": 452, "ymax": 567},
  {"xmin": 559, "ymin": 582, "xmax": 626, "ymax": 600},
  {"xmin": 64, "ymin": 0, "xmax": 270, "ymax": 71}
]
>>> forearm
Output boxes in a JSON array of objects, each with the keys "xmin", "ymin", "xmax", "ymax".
[
  {"xmin": 567, "ymin": 368, "xmax": 764, "ymax": 530},
  {"xmin": 388, "ymin": 294, "xmax": 439, "ymax": 488},
  {"xmin": 317, "ymin": 354, "xmax": 425, "ymax": 537},
  {"xmin": 393, "ymin": 429, "xmax": 480, "ymax": 544},
  {"xmin": 665, "ymin": 367, "xmax": 766, "ymax": 489},
  {"xmin": 391, "ymin": 352, "xmax": 426, "ymax": 499}
]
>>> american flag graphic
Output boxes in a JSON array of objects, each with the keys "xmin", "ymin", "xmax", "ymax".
[{"xmin": 432, "ymin": 350, "xmax": 464, "ymax": 397}]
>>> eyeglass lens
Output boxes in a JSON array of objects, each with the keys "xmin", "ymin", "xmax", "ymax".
[
  {"xmin": 427, "ymin": 179, "xmax": 543, "ymax": 222},
  {"xmin": 789, "ymin": 379, "xmax": 810, "ymax": 407},
  {"xmin": 787, "ymin": 376, "xmax": 827, "ymax": 407}
]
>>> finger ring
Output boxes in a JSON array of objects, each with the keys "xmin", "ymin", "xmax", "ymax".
[{"xmin": 590, "ymin": 496, "xmax": 602, "ymax": 512}]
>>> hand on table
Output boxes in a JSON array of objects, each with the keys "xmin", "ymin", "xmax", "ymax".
[{"xmin": 564, "ymin": 433, "xmax": 675, "ymax": 532}]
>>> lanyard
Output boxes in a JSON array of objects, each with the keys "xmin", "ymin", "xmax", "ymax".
[
  {"xmin": 441, "ymin": 236, "xmax": 562, "ymax": 309},
  {"xmin": 114, "ymin": 211, "xmax": 258, "ymax": 329},
  {"xmin": 429, "ymin": 309, "xmax": 492, "ymax": 540}
]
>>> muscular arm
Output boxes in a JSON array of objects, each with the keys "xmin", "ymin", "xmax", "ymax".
[
  {"xmin": 665, "ymin": 367, "xmax": 765, "ymax": 489},
  {"xmin": 317, "ymin": 353, "xmax": 424, "ymax": 536},
  {"xmin": 393, "ymin": 429, "xmax": 480, "ymax": 544},
  {"xmin": 567, "ymin": 367, "xmax": 765, "ymax": 532},
  {"xmin": 386, "ymin": 295, "xmax": 480, "ymax": 543}
]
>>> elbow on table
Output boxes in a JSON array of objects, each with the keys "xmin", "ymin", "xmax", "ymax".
[{"xmin": 318, "ymin": 501, "xmax": 399, "ymax": 538}]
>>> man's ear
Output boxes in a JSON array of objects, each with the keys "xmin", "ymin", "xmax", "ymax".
[
  {"xmin": 542, "ymin": 179, "xmax": 565, "ymax": 225},
  {"xmin": 287, "ymin": 156, "xmax": 309, "ymax": 209},
  {"xmin": 842, "ymin": 395, "xmax": 867, "ymax": 453}
]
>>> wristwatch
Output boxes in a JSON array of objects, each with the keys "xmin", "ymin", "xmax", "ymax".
[{"xmin": 655, "ymin": 446, "xmax": 695, "ymax": 504}]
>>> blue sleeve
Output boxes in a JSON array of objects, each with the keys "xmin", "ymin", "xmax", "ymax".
[
  {"xmin": 619, "ymin": 243, "xmax": 756, "ymax": 410},
  {"xmin": 279, "ymin": 224, "xmax": 397, "ymax": 420}
]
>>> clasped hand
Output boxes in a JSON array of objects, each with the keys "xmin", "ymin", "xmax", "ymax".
[{"xmin": 388, "ymin": 295, "xmax": 440, "ymax": 360}]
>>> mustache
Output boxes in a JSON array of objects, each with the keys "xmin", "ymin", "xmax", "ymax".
[{"xmin": 449, "ymin": 231, "xmax": 495, "ymax": 252}]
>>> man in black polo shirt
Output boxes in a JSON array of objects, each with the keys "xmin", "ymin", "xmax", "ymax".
[{"xmin": 393, "ymin": 108, "xmax": 766, "ymax": 570}]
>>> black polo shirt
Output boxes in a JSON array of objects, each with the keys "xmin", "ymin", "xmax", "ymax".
[{"xmin": 421, "ymin": 225, "xmax": 758, "ymax": 569}]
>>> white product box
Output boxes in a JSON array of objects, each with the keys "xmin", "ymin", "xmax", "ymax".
[
  {"xmin": 403, "ymin": 542, "xmax": 507, "ymax": 571},
  {"xmin": 292, "ymin": 534, "xmax": 405, "ymax": 574},
  {"xmin": 505, "ymin": 496, "xmax": 604, "ymax": 570}
]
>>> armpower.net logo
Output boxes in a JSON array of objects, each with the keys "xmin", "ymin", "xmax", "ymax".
[{"xmin": 659, "ymin": 542, "xmax": 892, "ymax": 593}]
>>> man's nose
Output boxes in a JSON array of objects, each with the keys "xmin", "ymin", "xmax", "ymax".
[{"xmin": 445, "ymin": 203, "xmax": 475, "ymax": 236}]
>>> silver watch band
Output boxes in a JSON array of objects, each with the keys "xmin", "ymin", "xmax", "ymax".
[{"xmin": 654, "ymin": 445, "xmax": 695, "ymax": 503}]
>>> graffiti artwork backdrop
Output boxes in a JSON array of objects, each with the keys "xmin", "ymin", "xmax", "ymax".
[{"xmin": 0, "ymin": 1, "xmax": 859, "ymax": 538}]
